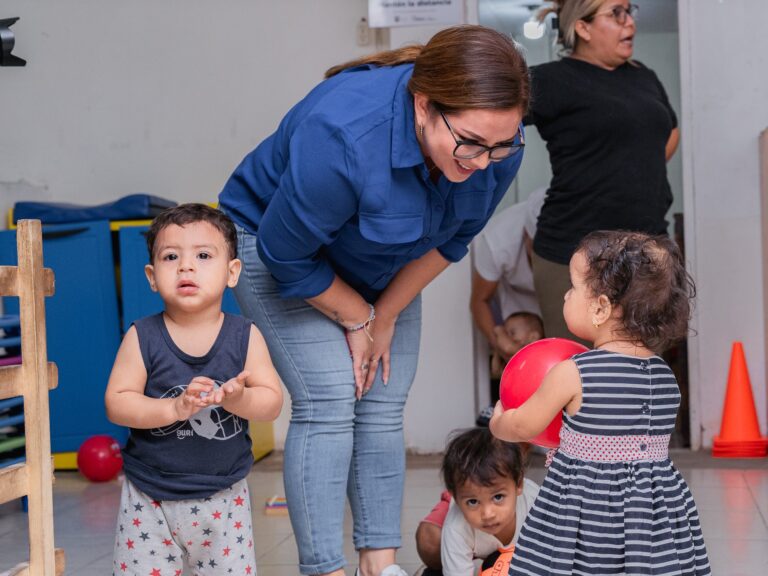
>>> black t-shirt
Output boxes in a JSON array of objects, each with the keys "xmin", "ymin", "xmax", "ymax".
[{"xmin": 525, "ymin": 58, "xmax": 678, "ymax": 264}]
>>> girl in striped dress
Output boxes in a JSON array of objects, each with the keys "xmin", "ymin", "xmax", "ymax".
[{"xmin": 490, "ymin": 230, "xmax": 711, "ymax": 575}]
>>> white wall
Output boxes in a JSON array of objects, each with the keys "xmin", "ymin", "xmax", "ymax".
[
  {"xmin": 0, "ymin": 0, "xmax": 375, "ymax": 215},
  {"xmin": 679, "ymin": 0, "xmax": 768, "ymax": 447}
]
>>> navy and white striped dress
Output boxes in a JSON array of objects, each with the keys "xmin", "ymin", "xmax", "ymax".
[{"xmin": 509, "ymin": 349, "xmax": 711, "ymax": 575}]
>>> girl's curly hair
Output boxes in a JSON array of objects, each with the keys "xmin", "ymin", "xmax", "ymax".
[{"xmin": 577, "ymin": 230, "xmax": 696, "ymax": 353}]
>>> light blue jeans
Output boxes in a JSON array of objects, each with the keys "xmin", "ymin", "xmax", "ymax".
[{"xmin": 233, "ymin": 225, "xmax": 421, "ymax": 575}]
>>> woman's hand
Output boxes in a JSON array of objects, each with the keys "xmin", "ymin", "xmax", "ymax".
[
  {"xmin": 363, "ymin": 314, "xmax": 396, "ymax": 393},
  {"xmin": 346, "ymin": 328, "xmax": 375, "ymax": 399}
]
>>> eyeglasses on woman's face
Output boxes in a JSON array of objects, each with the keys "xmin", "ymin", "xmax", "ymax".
[
  {"xmin": 594, "ymin": 3, "xmax": 638, "ymax": 25},
  {"xmin": 439, "ymin": 111, "xmax": 524, "ymax": 162}
]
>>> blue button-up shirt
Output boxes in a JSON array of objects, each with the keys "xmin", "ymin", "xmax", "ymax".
[{"xmin": 219, "ymin": 64, "xmax": 523, "ymax": 301}]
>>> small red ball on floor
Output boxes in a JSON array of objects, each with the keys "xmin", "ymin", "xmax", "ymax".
[{"xmin": 77, "ymin": 435, "xmax": 123, "ymax": 482}]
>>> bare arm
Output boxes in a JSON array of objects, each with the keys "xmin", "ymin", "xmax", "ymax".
[
  {"xmin": 306, "ymin": 276, "xmax": 375, "ymax": 330},
  {"xmin": 366, "ymin": 249, "xmax": 451, "ymax": 388},
  {"xmin": 666, "ymin": 127, "xmax": 680, "ymax": 161},
  {"xmin": 376, "ymin": 248, "xmax": 451, "ymax": 325},
  {"xmin": 105, "ymin": 327, "xmax": 212, "ymax": 429},
  {"xmin": 489, "ymin": 359, "xmax": 581, "ymax": 442},
  {"xmin": 306, "ymin": 276, "xmax": 378, "ymax": 398},
  {"xmin": 469, "ymin": 269, "xmax": 500, "ymax": 349},
  {"xmin": 218, "ymin": 325, "xmax": 283, "ymax": 421},
  {"xmin": 306, "ymin": 249, "xmax": 450, "ymax": 396}
]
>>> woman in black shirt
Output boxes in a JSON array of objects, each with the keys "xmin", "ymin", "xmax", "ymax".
[{"xmin": 526, "ymin": 0, "xmax": 679, "ymax": 340}]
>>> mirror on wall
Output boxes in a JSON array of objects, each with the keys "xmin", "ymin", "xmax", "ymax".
[{"xmin": 478, "ymin": 0, "xmax": 680, "ymax": 213}]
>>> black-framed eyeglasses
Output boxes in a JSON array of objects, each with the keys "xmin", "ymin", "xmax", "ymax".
[
  {"xmin": 593, "ymin": 3, "xmax": 639, "ymax": 25},
  {"xmin": 439, "ymin": 111, "xmax": 524, "ymax": 162}
]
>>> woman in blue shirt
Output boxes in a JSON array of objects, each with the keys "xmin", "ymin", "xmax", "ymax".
[{"xmin": 219, "ymin": 25, "xmax": 529, "ymax": 576}]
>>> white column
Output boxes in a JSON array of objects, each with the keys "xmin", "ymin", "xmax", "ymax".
[{"xmin": 678, "ymin": 0, "xmax": 768, "ymax": 448}]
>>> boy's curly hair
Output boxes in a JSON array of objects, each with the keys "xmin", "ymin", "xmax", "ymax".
[
  {"xmin": 146, "ymin": 203, "xmax": 237, "ymax": 263},
  {"xmin": 441, "ymin": 427, "xmax": 525, "ymax": 495},
  {"xmin": 577, "ymin": 230, "xmax": 696, "ymax": 353}
]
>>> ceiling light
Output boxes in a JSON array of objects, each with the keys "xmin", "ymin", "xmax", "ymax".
[{"xmin": 523, "ymin": 18, "xmax": 545, "ymax": 40}]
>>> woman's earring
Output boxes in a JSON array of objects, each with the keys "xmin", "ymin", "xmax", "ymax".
[
  {"xmin": 592, "ymin": 320, "xmax": 601, "ymax": 328},
  {"xmin": 419, "ymin": 124, "xmax": 424, "ymax": 138}
]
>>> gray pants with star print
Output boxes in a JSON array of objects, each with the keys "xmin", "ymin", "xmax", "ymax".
[{"xmin": 112, "ymin": 477, "xmax": 257, "ymax": 575}]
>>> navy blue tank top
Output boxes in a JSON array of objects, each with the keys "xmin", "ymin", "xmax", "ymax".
[{"xmin": 122, "ymin": 313, "xmax": 254, "ymax": 500}]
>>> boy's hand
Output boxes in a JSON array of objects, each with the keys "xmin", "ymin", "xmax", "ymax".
[
  {"xmin": 218, "ymin": 371, "xmax": 250, "ymax": 406},
  {"xmin": 173, "ymin": 377, "xmax": 215, "ymax": 421}
]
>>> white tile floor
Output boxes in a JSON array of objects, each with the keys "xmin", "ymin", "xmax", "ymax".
[{"xmin": 1, "ymin": 450, "xmax": 767, "ymax": 575}]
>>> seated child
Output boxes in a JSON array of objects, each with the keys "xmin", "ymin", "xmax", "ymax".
[
  {"xmin": 476, "ymin": 312, "xmax": 543, "ymax": 427},
  {"xmin": 415, "ymin": 428, "xmax": 538, "ymax": 576},
  {"xmin": 490, "ymin": 312, "xmax": 543, "ymax": 378},
  {"xmin": 104, "ymin": 203, "xmax": 283, "ymax": 575},
  {"xmin": 470, "ymin": 189, "xmax": 546, "ymax": 427}
]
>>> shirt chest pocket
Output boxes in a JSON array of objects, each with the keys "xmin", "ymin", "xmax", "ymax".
[
  {"xmin": 358, "ymin": 212, "xmax": 424, "ymax": 244},
  {"xmin": 451, "ymin": 189, "xmax": 492, "ymax": 221}
]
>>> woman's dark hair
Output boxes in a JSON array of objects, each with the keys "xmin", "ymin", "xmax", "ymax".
[
  {"xmin": 146, "ymin": 203, "xmax": 238, "ymax": 262},
  {"xmin": 576, "ymin": 230, "xmax": 696, "ymax": 353},
  {"xmin": 441, "ymin": 427, "xmax": 525, "ymax": 494},
  {"xmin": 325, "ymin": 25, "xmax": 530, "ymax": 114}
]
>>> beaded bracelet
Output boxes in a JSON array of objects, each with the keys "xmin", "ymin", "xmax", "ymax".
[{"xmin": 347, "ymin": 304, "xmax": 375, "ymax": 342}]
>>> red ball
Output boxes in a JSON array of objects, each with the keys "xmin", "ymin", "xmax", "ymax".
[
  {"xmin": 499, "ymin": 338, "xmax": 589, "ymax": 448},
  {"xmin": 77, "ymin": 435, "xmax": 123, "ymax": 482}
]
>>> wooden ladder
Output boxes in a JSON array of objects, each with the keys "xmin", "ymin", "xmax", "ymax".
[{"xmin": 0, "ymin": 220, "xmax": 65, "ymax": 575}]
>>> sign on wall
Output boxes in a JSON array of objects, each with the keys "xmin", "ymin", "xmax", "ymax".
[{"xmin": 368, "ymin": 0, "xmax": 464, "ymax": 28}]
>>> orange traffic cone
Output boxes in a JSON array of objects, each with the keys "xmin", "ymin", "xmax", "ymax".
[{"xmin": 712, "ymin": 342, "xmax": 768, "ymax": 458}]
